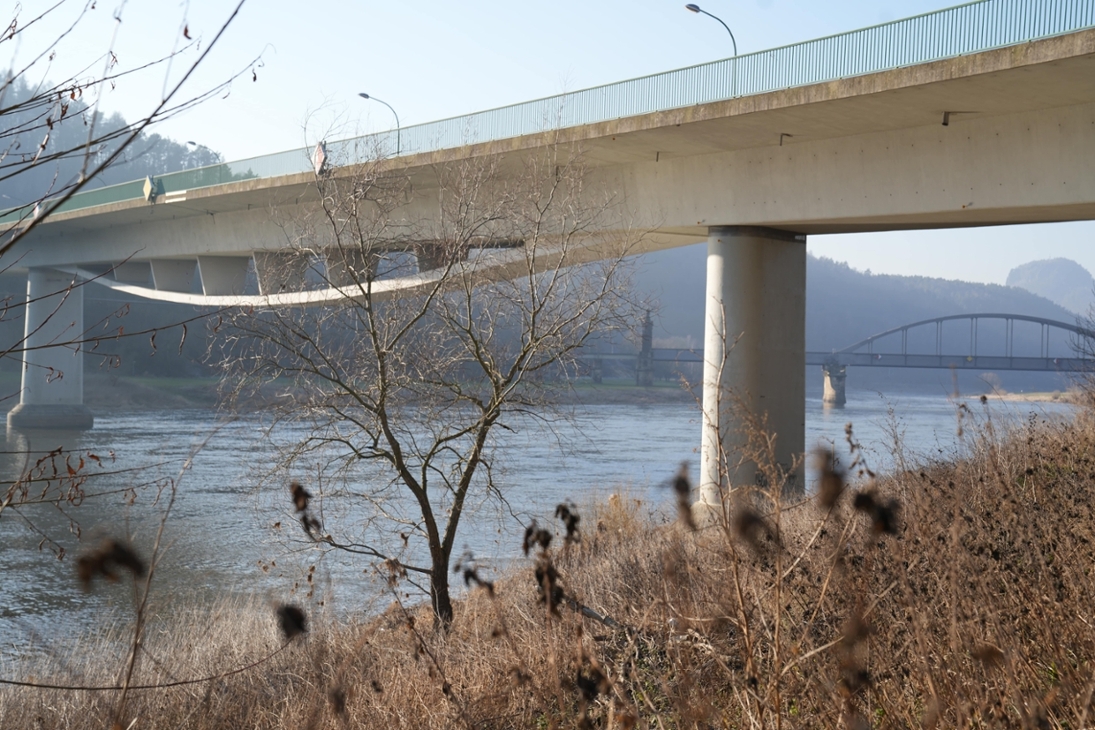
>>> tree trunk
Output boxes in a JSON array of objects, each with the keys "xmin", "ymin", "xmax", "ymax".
[{"xmin": 430, "ymin": 556, "xmax": 454, "ymax": 631}]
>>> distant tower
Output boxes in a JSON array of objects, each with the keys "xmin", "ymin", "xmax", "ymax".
[{"xmin": 636, "ymin": 310, "xmax": 654, "ymax": 387}]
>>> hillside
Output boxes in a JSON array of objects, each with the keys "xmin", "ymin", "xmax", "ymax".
[
  {"xmin": 804, "ymin": 255, "xmax": 1077, "ymax": 353},
  {"xmin": 632, "ymin": 244, "xmax": 1079, "ymax": 354}
]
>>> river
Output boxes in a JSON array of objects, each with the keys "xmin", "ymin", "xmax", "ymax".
[{"xmin": 0, "ymin": 391, "xmax": 1077, "ymax": 654}]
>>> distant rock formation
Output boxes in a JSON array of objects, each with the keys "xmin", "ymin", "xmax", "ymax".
[{"xmin": 1006, "ymin": 258, "xmax": 1095, "ymax": 315}]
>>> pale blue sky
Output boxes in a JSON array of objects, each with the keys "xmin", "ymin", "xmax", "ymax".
[{"xmin": 8, "ymin": 0, "xmax": 1093, "ymax": 284}]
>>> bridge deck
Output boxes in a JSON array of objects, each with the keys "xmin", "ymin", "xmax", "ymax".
[{"xmin": 4, "ymin": 0, "xmax": 1094, "ymax": 239}]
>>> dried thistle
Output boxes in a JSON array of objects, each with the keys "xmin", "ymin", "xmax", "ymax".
[
  {"xmin": 300, "ymin": 513, "xmax": 323, "ymax": 539},
  {"xmin": 382, "ymin": 558, "xmax": 407, "ymax": 587},
  {"xmin": 290, "ymin": 481, "xmax": 311, "ymax": 512},
  {"xmin": 973, "ymin": 642, "xmax": 1005, "ymax": 668},
  {"xmin": 576, "ymin": 665, "xmax": 610, "ymax": 701},
  {"xmin": 841, "ymin": 611, "xmax": 872, "ymax": 649},
  {"xmin": 290, "ymin": 481, "xmax": 323, "ymax": 539},
  {"xmin": 555, "ymin": 502, "xmax": 581, "ymax": 544},
  {"xmin": 534, "ymin": 558, "xmax": 564, "ymax": 615},
  {"xmin": 852, "ymin": 489, "xmax": 900, "ymax": 535},
  {"xmin": 733, "ymin": 506, "xmax": 777, "ymax": 550},
  {"xmin": 453, "ymin": 551, "xmax": 494, "ymax": 595},
  {"xmin": 838, "ymin": 667, "xmax": 871, "ymax": 698},
  {"xmin": 276, "ymin": 603, "xmax": 307, "ymax": 640},
  {"xmin": 815, "ymin": 449, "xmax": 846, "ymax": 509},
  {"xmin": 672, "ymin": 462, "xmax": 697, "ymax": 530},
  {"xmin": 76, "ymin": 538, "xmax": 145, "ymax": 590},
  {"xmin": 328, "ymin": 687, "xmax": 347, "ymax": 716},
  {"xmin": 523, "ymin": 521, "xmax": 552, "ymax": 556}
]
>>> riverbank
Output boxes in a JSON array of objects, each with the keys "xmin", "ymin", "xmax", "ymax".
[
  {"xmin": 3, "ymin": 371, "xmax": 1074, "ymax": 414},
  {"xmin": 4, "ymin": 399, "xmax": 1094, "ymax": 728},
  {"xmin": 986, "ymin": 388, "xmax": 1082, "ymax": 404},
  {"xmin": 73, "ymin": 374, "xmax": 697, "ymax": 412}
]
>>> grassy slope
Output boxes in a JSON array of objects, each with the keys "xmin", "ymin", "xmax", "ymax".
[{"xmin": 4, "ymin": 399, "xmax": 1095, "ymax": 728}]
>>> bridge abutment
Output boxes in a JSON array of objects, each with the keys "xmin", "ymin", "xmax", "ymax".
[
  {"xmin": 698, "ymin": 226, "xmax": 805, "ymax": 511},
  {"xmin": 7, "ymin": 268, "xmax": 93, "ymax": 430},
  {"xmin": 822, "ymin": 363, "xmax": 847, "ymax": 406}
]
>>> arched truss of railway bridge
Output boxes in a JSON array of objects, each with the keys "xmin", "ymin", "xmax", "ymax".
[{"xmin": 814, "ymin": 313, "xmax": 1095, "ymax": 373}]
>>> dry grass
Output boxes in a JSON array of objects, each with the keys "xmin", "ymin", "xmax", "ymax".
[{"xmin": 4, "ymin": 401, "xmax": 1095, "ymax": 728}]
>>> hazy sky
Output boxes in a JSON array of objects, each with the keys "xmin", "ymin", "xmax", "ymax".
[{"xmin": 7, "ymin": 0, "xmax": 1093, "ymax": 284}]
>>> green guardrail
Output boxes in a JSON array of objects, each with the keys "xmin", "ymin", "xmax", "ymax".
[{"xmin": 4, "ymin": 0, "xmax": 1093, "ymax": 226}]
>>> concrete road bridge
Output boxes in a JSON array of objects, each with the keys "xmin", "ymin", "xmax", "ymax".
[{"xmin": 3, "ymin": 0, "xmax": 1095, "ymax": 503}]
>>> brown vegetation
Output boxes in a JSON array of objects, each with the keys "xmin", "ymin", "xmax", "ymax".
[{"xmin": 4, "ymin": 400, "xmax": 1095, "ymax": 728}]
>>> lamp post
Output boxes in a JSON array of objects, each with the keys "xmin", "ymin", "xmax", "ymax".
[
  {"xmin": 185, "ymin": 140, "xmax": 217, "ymax": 170},
  {"xmin": 358, "ymin": 93, "xmax": 401, "ymax": 155},
  {"xmin": 684, "ymin": 4, "xmax": 737, "ymax": 56},
  {"xmin": 685, "ymin": 4, "xmax": 739, "ymax": 96}
]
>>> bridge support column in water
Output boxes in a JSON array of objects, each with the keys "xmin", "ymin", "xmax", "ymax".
[
  {"xmin": 822, "ymin": 362, "xmax": 847, "ymax": 406},
  {"xmin": 636, "ymin": 310, "xmax": 654, "ymax": 387},
  {"xmin": 698, "ymin": 226, "xmax": 805, "ymax": 511},
  {"xmin": 7, "ymin": 268, "xmax": 93, "ymax": 430}
]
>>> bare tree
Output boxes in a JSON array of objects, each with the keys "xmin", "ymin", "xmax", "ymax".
[
  {"xmin": 219, "ymin": 144, "xmax": 645, "ymax": 628},
  {"xmin": 0, "ymin": 0, "xmax": 255, "ymax": 387},
  {"xmin": 0, "ymin": 0, "xmax": 257, "ymax": 256},
  {"xmin": 0, "ymin": 1, "xmax": 255, "ymax": 553}
]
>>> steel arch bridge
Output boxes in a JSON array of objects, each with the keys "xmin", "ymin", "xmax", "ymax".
[
  {"xmin": 805, "ymin": 313, "xmax": 1095, "ymax": 372},
  {"xmin": 589, "ymin": 314, "xmax": 1095, "ymax": 374}
]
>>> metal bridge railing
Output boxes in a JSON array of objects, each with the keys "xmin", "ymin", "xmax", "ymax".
[{"xmin": 5, "ymin": 0, "xmax": 1094, "ymax": 225}]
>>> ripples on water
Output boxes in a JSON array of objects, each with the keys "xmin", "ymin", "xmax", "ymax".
[{"xmin": 0, "ymin": 393, "xmax": 1076, "ymax": 652}]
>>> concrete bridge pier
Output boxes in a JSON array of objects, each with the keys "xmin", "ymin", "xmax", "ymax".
[
  {"xmin": 636, "ymin": 310, "xmax": 654, "ymax": 387},
  {"xmin": 822, "ymin": 363, "xmax": 847, "ymax": 406},
  {"xmin": 698, "ymin": 226, "xmax": 805, "ymax": 510},
  {"xmin": 7, "ymin": 268, "xmax": 93, "ymax": 430}
]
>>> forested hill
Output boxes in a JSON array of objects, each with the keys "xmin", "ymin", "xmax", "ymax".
[
  {"xmin": 632, "ymin": 245, "xmax": 1078, "ymax": 352},
  {"xmin": 805, "ymin": 255, "xmax": 1077, "ymax": 351},
  {"xmin": 0, "ymin": 77, "xmax": 222, "ymax": 209}
]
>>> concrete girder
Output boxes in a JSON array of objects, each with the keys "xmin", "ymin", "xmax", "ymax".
[
  {"xmin": 254, "ymin": 251, "xmax": 315, "ymax": 295},
  {"xmin": 593, "ymin": 99, "xmax": 1095, "ymax": 236},
  {"xmin": 12, "ymin": 98, "xmax": 1095, "ymax": 276},
  {"xmin": 111, "ymin": 261, "xmax": 152, "ymax": 285},
  {"xmin": 414, "ymin": 241, "xmax": 469, "ymax": 273},
  {"xmin": 9, "ymin": 29, "xmax": 1095, "ymax": 270},
  {"xmin": 324, "ymin": 248, "xmax": 379, "ymax": 287},
  {"xmin": 196, "ymin": 256, "xmax": 251, "ymax": 296},
  {"xmin": 53, "ymin": 226, "xmax": 656, "ymax": 308},
  {"xmin": 151, "ymin": 260, "xmax": 198, "ymax": 293}
]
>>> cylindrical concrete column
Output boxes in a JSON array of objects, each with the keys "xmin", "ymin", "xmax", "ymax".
[
  {"xmin": 822, "ymin": 363, "xmax": 847, "ymax": 406},
  {"xmin": 698, "ymin": 226, "xmax": 805, "ymax": 508},
  {"xmin": 7, "ymin": 268, "xmax": 93, "ymax": 430}
]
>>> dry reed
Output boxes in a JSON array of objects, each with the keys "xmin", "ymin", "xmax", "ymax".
[{"xmin": 3, "ymin": 399, "xmax": 1094, "ymax": 728}]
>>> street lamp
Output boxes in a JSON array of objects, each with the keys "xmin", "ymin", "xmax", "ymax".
[
  {"xmin": 185, "ymin": 140, "xmax": 214, "ymax": 169},
  {"xmin": 358, "ymin": 93, "xmax": 401, "ymax": 155},
  {"xmin": 684, "ymin": 4, "xmax": 738, "ymax": 57}
]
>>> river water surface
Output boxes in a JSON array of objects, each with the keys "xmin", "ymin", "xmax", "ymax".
[{"xmin": 0, "ymin": 392, "xmax": 1076, "ymax": 653}]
